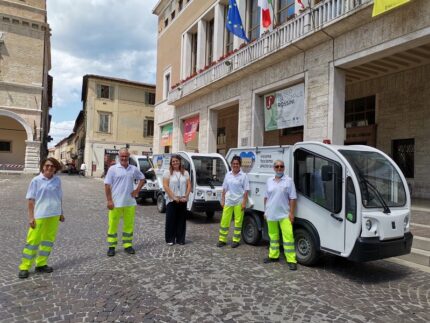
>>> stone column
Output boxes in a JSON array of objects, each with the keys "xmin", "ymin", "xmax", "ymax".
[
  {"xmin": 207, "ymin": 109, "xmax": 218, "ymax": 153},
  {"xmin": 328, "ymin": 63, "xmax": 346, "ymax": 144},
  {"xmin": 24, "ymin": 141, "xmax": 41, "ymax": 173},
  {"xmin": 213, "ymin": 3, "xmax": 225, "ymax": 62},
  {"xmin": 197, "ymin": 20, "xmax": 207, "ymax": 71}
]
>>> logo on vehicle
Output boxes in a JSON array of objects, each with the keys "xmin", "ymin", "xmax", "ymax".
[
  {"xmin": 155, "ymin": 156, "xmax": 163, "ymax": 169},
  {"xmin": 239, "ymin": 151, "xmax": 256, "ymax": 173}
]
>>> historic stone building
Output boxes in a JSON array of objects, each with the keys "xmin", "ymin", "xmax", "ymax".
[
  {"xmin": 81, "ymin": 75, "xmax": 155, "ymax": 177},
  {"xmin": 0, "ymin": 0, "xmax": 52, "ymax": 172},
  {"xmin": 152, "ymin": 0, "xmax": 430, "ymax": 198}
]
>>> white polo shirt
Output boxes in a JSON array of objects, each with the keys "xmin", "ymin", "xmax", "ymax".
[
  {"xmin": 222, "ymin": 170, "xmax": 250, "ymax": 206},
  {"xmin": 26, "ymin": 173, "xmax": 63, "ymax": 219},
  {"xmin": 104, "ymin": 163, "xmax": 145, "ymax": 208},
  {"xmin": 264, "ymin": 175, "xmax": 297, "ymax": 221}
]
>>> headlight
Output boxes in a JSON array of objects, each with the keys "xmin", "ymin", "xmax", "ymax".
[
  {"xmin": 196, "ymin": 190, "xmax": 203, "ymax": 197},
  {"xmin": 365, "ymin": 219, "xmax": 372, "ymax": 231},
  {"xmin": 404, "ymin": 215, "xmax": 409, "ymax": 230}
]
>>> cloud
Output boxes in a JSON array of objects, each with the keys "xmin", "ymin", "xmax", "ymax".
[
  {"xmin": 46, "ymin": 0, "xmax": 158, "ymax": 124},
  {"xmin": 48, "ymin": 120, "xmax": 75, "ymax": 147}
]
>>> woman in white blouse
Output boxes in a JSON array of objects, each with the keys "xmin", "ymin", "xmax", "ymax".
[{"xmin": 163, "ymin": 155, "xmax": 191, "ymax": 245}]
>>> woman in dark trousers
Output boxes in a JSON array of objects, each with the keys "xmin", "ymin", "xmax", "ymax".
[{"xmin": 163, "ymin": 155, "xmax": 191, "ymax": 245}]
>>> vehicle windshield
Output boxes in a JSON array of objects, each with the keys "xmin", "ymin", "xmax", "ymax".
[
  {"xmin": 138, "ymin": 159, "xmax": 156, "ymax": 180},
  {"xmin": 192, "ymin": 156, "xmax": 226, "ymax": 187},
  {"xmin": 340, "ymin": 150, "xmax": 406, "ymax": 208}
]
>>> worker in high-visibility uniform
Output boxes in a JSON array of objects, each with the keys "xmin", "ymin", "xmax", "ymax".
[
  {"xmin": 104, "ymin": 148, "xmax": 145, "ymax": 257},
  {"xmin": 18, "ymin": 157, "xmax": 65, "ymax": 279},
  {"xmin": 263, "ymin": 159, "xmax": 298, "ymax": 270},
  {"xmin": 217, "ymin": 155, "xmax": 249, "ymax": 248}
]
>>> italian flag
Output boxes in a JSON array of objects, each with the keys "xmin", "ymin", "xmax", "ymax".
[{"xmin": 258, "ymin": 0, "xmax": 273, "ymax": 28}]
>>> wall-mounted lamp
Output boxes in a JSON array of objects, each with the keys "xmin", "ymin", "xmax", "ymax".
[
  {"xmin": 224, "ymin": 60, "xmax": 232, "ymax": 67},
  {"xmin": 177, "ymin": 86, "xmax": 182, "ymax": 91}
]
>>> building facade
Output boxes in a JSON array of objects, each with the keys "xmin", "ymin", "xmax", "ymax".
[
  {"xmin": 152, "ymin": 0, "xmax": 430, "ymax": 198},
  {"xmin": 82, "ymin": 75, "xmax": 156, "ymax": 177},
  {"xmin": 0, "ymin": 0, "xmax": 52, "ymax": 172}
]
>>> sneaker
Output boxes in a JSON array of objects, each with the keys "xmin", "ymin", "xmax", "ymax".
[
  {"xmin": 231, "ymin": 242, "xmax": 240, "ymax": 248},
  {"xmin": 124, "ymin": 247, "xmax": 135, "ymax": 254},
  {"xmin": 107, "ymin": 247, "xmax": 115, "ymax": 257},
  {"xmin": 287, "ymin": 262, "xmax": 298, "ymax": 271},
  {"xmin": 35, "ymin": 265, "xmax": 53, "ymax": 273},
  {"xmin": 178, "ymin": 241, "xmax": 185, "ymax": 245},
  {"xmin": 18, "ymin": 270, "xmax": 29, "ymax": 279},
  {"xmin": 217, "ymin": 241, "xmax": 226, "ymax": 248},
  {"xmin": 167, "ymin": 242, "xmax": 174, "ymax": 246},
  {"xmin": 263, "ymin": 257, "xmax": 279, "ymax": 264}
]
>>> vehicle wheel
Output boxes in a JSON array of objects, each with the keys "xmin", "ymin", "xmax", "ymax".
[
  {"xmin": 206, "ymin": 211, "xmax": 215, "ymax": 220},
  {"xmin": 157, "ymin": 194, "xmax": 166, "ymax": 213},
  {"xmin": 294, "ymin": 228, "xmax": 319, "ymax": 266},
  {"xmin": 242, "ymin": 215, "xmax": 261, "ymax": 245}
]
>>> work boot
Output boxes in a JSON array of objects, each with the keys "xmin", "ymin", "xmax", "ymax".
[
  {"xmin": 231, "ymin": 242, "xmax": 240, "ymax": 248},
  {"xmin": 124, "ymin": 247, "xmax": 135, "ymax": 254},
  {"xmin": 287, "ymin": 262, "xmax": 298, "ymax": 271},
  {"xmin": 35, "ymin": 265, "xmax": 53, "ymax": 273},
  {"xmin": 107, "ymin": 247, "xmax": 115, "ymax": 257},
  {"xmin": 217, "ymin": 241, "xmax": 226, "ymax": 248},
  {"xmin": 263, "ymin": 257, "xmax": 279, "ymax": 264},
  {"xmin": 18, "ymin": 270, "xmax": 29, "ymax": 279}
]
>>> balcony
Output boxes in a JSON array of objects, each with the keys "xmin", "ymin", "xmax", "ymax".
[{"xmin": 168, "ymin": 0, "xmax": 373, "ymax": 105}]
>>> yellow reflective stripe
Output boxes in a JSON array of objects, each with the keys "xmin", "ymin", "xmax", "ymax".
[
  {"xmin": 25, "ymin": 244, "xmax": 39, "ymax": 251},
  {"xmin": 234, "ymin": 227, "xmax": 241, "ymax": 230},
  {"xmin": 233, "ymin": 233, "xmax": 241, "ymax": 238},
  {"xmin": 22, "ymin": 253, "xmax": 35, "ymax": 260},
  {"xmin": 270, "ymin": 246, "xmax": 280, "ymax": 250},
  {"xmin": 107, "ymin": 233, "xmax": 117, "ymax": 238},
  {"xmin": 283, "ymin": 242, "xmax": 294, "ymax": 246},
  {"xmin": 38, "ymin": 250, "xmax": 50, "ymax": 257},
  {"xmin": 122, "ymin": 232, "xmax": 133, "ymax": 237}
]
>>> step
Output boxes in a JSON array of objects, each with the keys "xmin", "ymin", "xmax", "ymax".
[
  {"xmin": 398, "ymin": 248, "xmax": 430, "ymax": 267},
  {"xmin": 412, "ymin": 236, "xmax": 430, "ymax": 252}
]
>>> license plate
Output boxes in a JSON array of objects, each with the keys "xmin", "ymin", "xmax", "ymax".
[{"xmin": 206, "ymin": 191, "xmax": 218, "ymax": 201}]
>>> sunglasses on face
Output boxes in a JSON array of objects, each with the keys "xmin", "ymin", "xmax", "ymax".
[{"xmin": 274, "ymin": 165, "xmax": 285, "ymax": 169}]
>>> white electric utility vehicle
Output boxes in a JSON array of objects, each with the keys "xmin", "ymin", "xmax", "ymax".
[
  {"xmin": 153, "ymin": 152, "xmax": 229, "ymax": 219},
  {"xmin": 226, "ymin": 142, "xmax": 413, "ymax": 265},
  {"xmin": 128, "ymin": 155, "xmax": 159, "ymax": 204}
]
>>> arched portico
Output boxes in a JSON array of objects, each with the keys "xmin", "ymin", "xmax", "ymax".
[{"xmin": 0, "ymin": 109, "xmax": 40, "ymax": 173}]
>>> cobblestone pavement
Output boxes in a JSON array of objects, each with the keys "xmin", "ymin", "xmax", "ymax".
[{"xmin": 0, "ymin": 174, "xmax": 429, "ymax": 323}]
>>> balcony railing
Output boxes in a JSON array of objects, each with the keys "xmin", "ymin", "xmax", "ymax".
[{"xmin": 169, "ymin": 0, "xmax": 372, "ymax": 103}]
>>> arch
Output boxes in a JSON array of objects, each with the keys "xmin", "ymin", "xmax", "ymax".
[{"xmin": 0, "ymin": 109, "xmax": 33, "ymax": 141}]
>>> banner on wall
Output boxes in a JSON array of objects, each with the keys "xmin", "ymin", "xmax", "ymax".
[
  {"xmin": 161, "ymin": 123, "xmax": 173, "ymax": 146},
  {"xmin": 372, "ymin": 0, "xmax": 410, "ymax": 17},
  {"xmin": 183, "ymin": 115, "xmax": 199, "ymax": 144},
  {"xmin": 264, "ymin": 83, "xmax": 304, "ymax": 131}
]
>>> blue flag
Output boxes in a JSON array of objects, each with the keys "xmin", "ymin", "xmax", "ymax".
[{"xmin": 226, "ymin": 0, "xmax": 250, "ymax": 42}]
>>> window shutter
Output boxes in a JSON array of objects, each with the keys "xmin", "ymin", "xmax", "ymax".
[
  {"xmin": 97, "ymin": 84, "xmax": 101, "ymax": 98},
  {"xmin": 144, "ymin": 119, "xmax": 148, "ymax": 137}
]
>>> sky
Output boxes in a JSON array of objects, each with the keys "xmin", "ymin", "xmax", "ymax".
[{"xmin": 46, "ymin": 0, "xmax": 159, "ymax": 146}]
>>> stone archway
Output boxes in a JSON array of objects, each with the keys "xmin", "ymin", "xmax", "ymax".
[{"xmin": 0, "ymin": 109, "xmax": 40, "ymax": 172}]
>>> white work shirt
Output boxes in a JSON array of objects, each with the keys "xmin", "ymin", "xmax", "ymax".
[
  {"xmin": 104, "ymin": 163, "xmax": 145, "ymax": 207},
  {"xmin": 163, "ymin": 170, "xmax": 190, "ymax": 204},
  {"xmin": 26, "ymin": 173, "xmax": 63, "ymax": 219},
  {"xmin": 222, "ymin": 170, "xmax": 250, "ymax": 206},
  {"xmin": 264, "ymin": 175, "xmax": 297, "ymax": 221}
]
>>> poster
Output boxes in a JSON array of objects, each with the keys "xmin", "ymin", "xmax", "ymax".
[
  {"xmin": 264, "ymin": 83, "xmax": 304, "ymax": 131},
  {"xmin": 161, "ymin": 123, "xmax": 173, "ymax": 147},
  {"xmin": 183, "ymin": 115, "xmax": 199, "ymax": 144}
]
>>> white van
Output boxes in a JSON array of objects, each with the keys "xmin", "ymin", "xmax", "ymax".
[
  {"xmin": 128, "ymin": 155, "xmax": 159, "ymax": 203},
  {"xmin": 153, "ymin": 152, "xmax": 229, "ymax": 219},
  {"xmin": 226, "ymin": 142, "xmax": 413, "ymax": 265}
]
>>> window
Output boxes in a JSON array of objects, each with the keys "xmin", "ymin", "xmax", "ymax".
[
  {"xmin": 249, "ymin": 0, "xmax": 260, "ymax": 41},
  {"xmin": 164, "ymin": 18, "xmax": 169, "ymax": 27},
  {"xmin": 190, "ymin": 33, "xmax": 198, "ymax": 74},
  {"xmin": 164, "ymin": 73, "xmax": 171, "ymax": 100},
  {"xmin": 206, "ymin": 19, "xmax": 214, "ymax": 65},
  {"xmin": 345, "ymin": 96, "xmax": 375, "ymax": 128},
  {"xmin": 294, "ymin": 149, "xmax": 342, "ymax": 213},
  {"xmin": 392, "ymin": 138, "xmax": 414, "ymax": 178},
  {"xmin": 224, "ymin": 6, "xmax": 234, "ymax": 54},
  {"xmin": 171, "ymin": 11, "xmax": 176, "ymax": 20},
  {"xmin": 178, "ymin": 0, "xmax": 183, "ymax": 11},
  {"xmin": 146, "ymin": 92, "xmax": 155, "ymax": 105},
  {"xmin": 277, "ymin": 0, "xmax": 295, "ymax": 24},
  {"xmin": 97, "ymin": 84, "xmax": 113, "ymax": 100},
  {"xmin": 99, "ymin": 112, "xmax": 110, "ymax": 133},
  {"xmin": 346, "ymin": 177, "xmax": 357, "ymax": 223},
  {"xmin": 144, "ymin": 118, "xmax": 154, "ymax": 137},
  {"xmin": 0, "ymin": 141, "xmax": 11, "ymax": 152}
]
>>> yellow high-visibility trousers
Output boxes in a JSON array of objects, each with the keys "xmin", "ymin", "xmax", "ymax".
[
  {"xmin": 107, "ymin": 206, "xmax": 135, "ymax": 248},
  {"xmin": 267, "ymin": 218, "xmax": 297, "ymax": 263},
  {"xmin": 19, "ymin": 216, "xmax": 60, "ymax": 270},
  {"xmin": 218, "ymin": 204, "xmax": 244, "ymax": 243}
]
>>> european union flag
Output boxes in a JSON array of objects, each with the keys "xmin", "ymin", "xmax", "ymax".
[{"xmin": 226, "ymin": 0, "xmax": 250, "ymax": 42}]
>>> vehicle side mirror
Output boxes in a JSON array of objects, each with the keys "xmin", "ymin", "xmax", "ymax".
[{"xmin": 321, "ymin": 165, "xmax": 333, "ymax": 182}]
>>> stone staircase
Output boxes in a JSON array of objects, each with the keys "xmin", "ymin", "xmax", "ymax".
[{"xmin": 397, "ymin": 201, "xmax": 430, "ymax": 267}]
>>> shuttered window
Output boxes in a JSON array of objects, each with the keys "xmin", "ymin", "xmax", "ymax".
[{"xmin": 143, "ymin": 118, "xmax": 154, "ymax": 137}]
